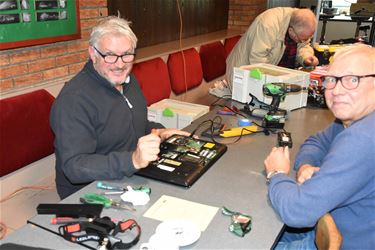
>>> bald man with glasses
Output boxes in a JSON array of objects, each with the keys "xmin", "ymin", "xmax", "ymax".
[
  {"xmin": 50, "ymin": 16, "xmax": 189, "ymax": 199},
  {"xmin": 264, "ymin": 44, "xmax": 375, "ymax": 249},
  {"xmin": 211, "ymin": 7, "xmax": 319, "ymax": 98}
]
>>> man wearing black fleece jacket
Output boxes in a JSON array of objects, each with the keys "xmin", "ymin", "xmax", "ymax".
[{"xmin": 50, "ymin": 16, "xmax": 189, "ymax": 199}]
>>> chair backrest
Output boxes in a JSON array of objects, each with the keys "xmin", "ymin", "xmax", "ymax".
[
  {"xmin": 167, "ymin": 48, "xmax": 203, "ymax": 95},
  {"xmin": 315, "ymin": 213, "xmax": 343, "ymax": 250},
  {"xmin": 0, "ymin": 89, "xmax": 55, "ymax": 177},
  {"xmin": 132, "ymin": 57, "xmax": 171, "ymax": 106},
  {"xmin": 224, "ymin": 35, "xmax": 241, "ymax": 58},
  {"xmin": 199, "ymin": 41, "xmax": 226, "ymax": 82}
]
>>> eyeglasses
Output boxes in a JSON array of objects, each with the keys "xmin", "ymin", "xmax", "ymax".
[
  {"xmin": 289, "ymin": 26, "xmax": 311, "ymax": 44},
  {"xmin": 321, "ymin": 74, "xmax": 375, "ymax": 90},
  {"xmin": 93, "ymin": 46, "xmax": 136, "ymax": 64}
]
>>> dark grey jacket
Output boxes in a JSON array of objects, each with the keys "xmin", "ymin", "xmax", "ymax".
[{"xmin": 50, "ymin": 60, "xmax": 163, "ymax": 199}]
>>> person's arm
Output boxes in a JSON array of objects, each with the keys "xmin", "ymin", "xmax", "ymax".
[
  {"xmin": 132, "ymin": 128, "xmax": 190, "ymax": 168},
  {"xmin": 145, "ymin": 121, "xmax": 164, "ymax": 134},
  {"xmin": 294, "ymin": 122, "xmax": 341, "ymax": 171},
  {"xmin": 293, "ymin": 122, "xmax": 341, "ymax": 183},
  {"xmin": 268, "ymin": 128, "xmax": 374, "ymax": 228},
  {"xmin": 296, "ymin": 42, "xmax": 319, "ymax": 66},
  {"xmin": 264, "ymin": 146, "xmax": 291, "ymax": 178},
  {"xmin": 153, "ymin": 128, "xmax": 191, "ymax": 141},
  {"xmin": 296, "ymin": 164, "xmax": 320, "ymax": 184}
]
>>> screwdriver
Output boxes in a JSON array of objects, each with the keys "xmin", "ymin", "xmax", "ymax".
[
  {"xmin": 96, "ymin": 182, "xmax": 151, "ymax": 194},
  {"xmin": 51, "ymin": 217, "xmax": 94, "ymax": 225},
  {"xmin": 80, "ymin": 193, "xmax": 135, "ymax": 211},
  {"xmin": 97, "ymin": 182, "xmax": 126, "ymax": 192}
]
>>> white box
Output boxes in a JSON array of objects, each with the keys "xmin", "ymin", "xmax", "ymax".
[
  {"xmin": 147, "ymin": 99, "xmax": 209, "ymax": 129},
  {"xmin": 232, "ymin": 63, "xmax": 310, "ymax": 110}
]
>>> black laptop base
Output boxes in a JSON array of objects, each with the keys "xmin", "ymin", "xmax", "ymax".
[{"xmin": 135, "ymin": 134, "xmax": 227, "ymax": 187}]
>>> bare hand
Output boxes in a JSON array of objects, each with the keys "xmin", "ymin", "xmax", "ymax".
[
  {"xmin": 296, "ymin": 164, "xmax": 320, "ymax": 184},
  {"xmin": 264, "ymin": 147, "xmax": 291, "ymax": 175},
  {"xmin": 153, "ymin": 128, "xmax": 191, "ymax": 141},
  {"xmin": 132, "ymin": 133, "xmax": 161, "ymax": 169},
  {"xmin": 304, "ymin": 56, "xmax": 319, "ymax": 66}
]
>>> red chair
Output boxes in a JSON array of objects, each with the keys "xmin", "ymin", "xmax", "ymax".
[
  {"xmin": 167, "ymin": 48, "xmax": 203, "ymax": 95},
  {"xmin": 0, "ymin": 90, "xmax": 55, "ymax": 177},
  {"xmin": 199, "ymin": 41, "xmax": 226, "ymax": 82},
  {"xmin": 224, "ymin": 35, "xmax": 241, "ymax": 58},
  {"xmin": 132, "ymin": 58, "xmax": 171, "ymax": 106}
]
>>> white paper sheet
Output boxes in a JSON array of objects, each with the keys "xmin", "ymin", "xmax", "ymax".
[{"xmin": 143, "ymin": 195, "xmax": 219, "ymax": 231}]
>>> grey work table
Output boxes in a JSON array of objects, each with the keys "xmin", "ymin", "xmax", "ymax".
[
  {"xmin": 5, "ymin": 105, "xmax": 334, "ymax": 249},
  {"xmin": 0, "ymin": 223, "xmax": 78, "ymax": 249}
]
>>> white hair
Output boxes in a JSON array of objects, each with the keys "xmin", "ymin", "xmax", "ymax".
[{"xmin": 89, "ymin": 16, "xmax": 137, "ymax": 51}]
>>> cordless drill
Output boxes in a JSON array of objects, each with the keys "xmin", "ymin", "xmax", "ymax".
[{"xmin": 262, "ymin": 82, "xmax": 303, "ymax": 128}]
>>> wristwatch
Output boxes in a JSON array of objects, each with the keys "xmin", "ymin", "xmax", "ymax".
[{"xmin": 266, "ymin": 170, "xmax": 286, "ymax": 184}]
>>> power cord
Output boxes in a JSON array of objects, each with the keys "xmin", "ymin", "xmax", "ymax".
[
  {"xmin": 210, "ymin": 95, "xmax": 233, "ymax": 107},
  {"xmin": 190, "ymin": 116, "xmax": 267, "ymax": 145},
  {"xmin": 0, "ymin": 185, "xmax": 53, "ymax": 203},
  {"xmin": 176, "ymin": 0, "xmax": 188, "ymax": 100}
]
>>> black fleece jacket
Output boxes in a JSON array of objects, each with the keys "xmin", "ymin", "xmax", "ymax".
[{"xmin": 50, "ymin": 60, "xmax": 163, "ymax": 199}]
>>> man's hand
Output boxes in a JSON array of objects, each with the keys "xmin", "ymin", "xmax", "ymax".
[
  {"xmin": 303, "ymin": 55, "xmax": 319, "ymax": 66},
  {"xmin": 153, "ymin": 128, "xmax": 191, "ymax": 141},
  {"xmin": 296, "ymin": 164, "xmax": 320, "ymax": 184},
  {"xmin": 264, "ymin": 146, "xmax": 291, "ymax": 175},
  {"xmin": 132, "ymin": 133, "xmax": 161, "ymax": 169}
]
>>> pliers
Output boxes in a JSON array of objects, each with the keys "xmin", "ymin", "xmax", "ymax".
[{"xmin": 80, "ymin": 193, "xmax": 135, "ymax": 211}]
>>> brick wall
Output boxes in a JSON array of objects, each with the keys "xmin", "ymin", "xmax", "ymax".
[
  {"xmin": 0, "ymin": 0, "xmax": 108, "ymax": 93},
  {"xmin": 228, "ymin": 0, "xmax": 267, "ymax": 32},
  {"xmin": 0, "ymin": 0, "xmax": 265, "ymax": 94}
]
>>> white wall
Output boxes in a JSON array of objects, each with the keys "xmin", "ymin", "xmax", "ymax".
[
  {"xmin": 316, "ymin": 17, "xmax": 372, "ymax": 44},
  {"xmin": 316, "ymin": 20, "xmax": 357, "ymax": 43}
]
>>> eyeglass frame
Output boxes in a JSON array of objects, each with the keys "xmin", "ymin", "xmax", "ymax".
[
  {"xmin": 321, "ymin": 74, "xmax": 375, "ymax": 90},
  {"xmin": 93, "ymin": 46, "xmax": 136, "ymax": 64},
  {"xmin": 289, "ymin": 26, "xmax": 312, "ymax": 45}
]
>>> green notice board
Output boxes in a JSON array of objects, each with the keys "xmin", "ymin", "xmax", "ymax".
[{"xmin": 0, "ymin": 0, "xmax": 80, "ymax": 50}]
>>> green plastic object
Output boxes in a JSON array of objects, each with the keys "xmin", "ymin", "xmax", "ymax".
[
  {"xmin": 162, "ymin": 108, "xmax": 174, "ymax": 117},
  {"xmin": 133, "ymin": 186, "xmax": 152, "ymax": 195},
  {"xmin": 249, "ymin": 68, "xmax": 263, "ymax": 80},
  {"xmin": 222, "ymin": 206, "xmax": 252, "ymax": 237},
  {"xmin": 82, "ymin": 193, "xmax": 112, "ymax": 208}
]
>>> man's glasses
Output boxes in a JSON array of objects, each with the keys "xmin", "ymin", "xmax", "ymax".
[
  {"xmin": 289, "ymin": 26, "xmax": 311, "ymax": 44},
  {"xmin": 321, "ymin": 74, "xmax": 375, "ymax": 90},
  {"xmin": 93, "ymin": 46, "xmax": 136, "ymax": 64}
]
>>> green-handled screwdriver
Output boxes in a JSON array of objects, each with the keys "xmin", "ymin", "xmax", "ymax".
[{"xmin": 80, "ymin": 193, "xmax": 135, "ymax": 211}]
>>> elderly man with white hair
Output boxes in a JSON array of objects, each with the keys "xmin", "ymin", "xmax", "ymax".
[{"xmin": 264, "ymin": 44, "xmax": 375, "ymax": 249}]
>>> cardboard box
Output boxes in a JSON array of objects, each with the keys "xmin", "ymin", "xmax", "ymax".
[
  {"xmin": 232, "ymin": 63, "xmax": 310, "ymax": 110},
  {"xmin": 147, "ymin": 99, "xmax": 209, "ymax": 129}
]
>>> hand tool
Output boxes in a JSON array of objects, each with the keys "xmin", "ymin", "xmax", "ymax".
[
  {"xmin": 80, "ymin": 193, "xmax": 135, "ymax": 211},
  {"xmin": 96, "ymin": 182, "xmax": 151, "ymax": 195},
  {"xmin": 219, "ymin": 125, "xmax": 258, "ymax": 137}
]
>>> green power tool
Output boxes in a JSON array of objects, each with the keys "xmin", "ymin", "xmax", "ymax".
[{"xmin": 262, "ymin": 82, "xmax": 304, "ymax": 128}]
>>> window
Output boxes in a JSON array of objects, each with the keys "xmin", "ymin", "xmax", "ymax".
[{"xmin": 332, "ymin": 0, "xmax": 357, "ymax": 15}]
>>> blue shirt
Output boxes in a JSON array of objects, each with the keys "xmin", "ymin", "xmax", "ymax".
[{"xmin": 268, "ymin": 111, "xmax": 375, "ymax": 249}]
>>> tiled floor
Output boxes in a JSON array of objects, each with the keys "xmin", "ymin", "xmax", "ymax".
[{"xmin": 0, "ymin": 176, "xmax": 60, "ymax": 239}]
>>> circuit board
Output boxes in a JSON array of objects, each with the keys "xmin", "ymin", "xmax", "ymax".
[{"xmin": 136, "ymin": 134, "xmax": 227, "ymax": 187}]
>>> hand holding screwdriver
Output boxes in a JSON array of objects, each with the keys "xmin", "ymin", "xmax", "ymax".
[{"xmin": 132, "ymin": 131, "xmax": 161, "ymax": 169}]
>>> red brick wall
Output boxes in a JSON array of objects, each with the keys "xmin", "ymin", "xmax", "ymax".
[
  {"xmin": 0, "ymin": 0, "xmax": 265, "ymax": 93},
  {"xmin": 228, "ymin": 0, "xmax": 267, "ymax": 32},
  {"xmin": 0, "ymin": 0, "xmax": 108, "ymax": 93}
]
